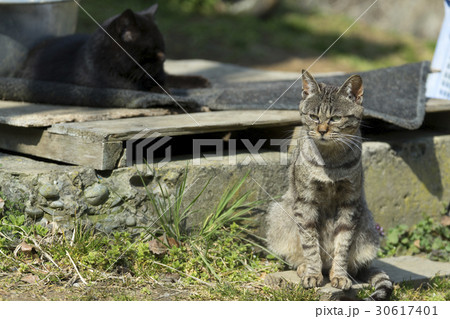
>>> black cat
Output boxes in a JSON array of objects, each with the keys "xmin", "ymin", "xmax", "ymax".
[{"xmin": 17, "ymin": 4, "xmax": 209, "ymax": 92}]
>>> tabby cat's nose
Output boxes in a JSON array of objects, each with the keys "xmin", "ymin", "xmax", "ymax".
[{"xmin": 318, "ymin": 124, "xmax": 329, "ymax": 136}]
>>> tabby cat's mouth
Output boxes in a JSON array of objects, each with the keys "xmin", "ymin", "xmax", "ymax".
[{"xmin": 314, "ymin": 136, "xmax": 331, "ymax": 143}]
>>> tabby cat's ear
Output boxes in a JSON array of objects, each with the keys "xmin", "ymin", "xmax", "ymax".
[
  {"xmin": 301, "ymin": 69, "xmax": 320, "ymax": 99},
  {"xmin": 339, "ymin": 75, "xmax": 364, "ymax": 105},
  {"xmin": 116, "ymin": 9, "xmax": 139, "ymax": 42},
  {"xmin": 140, "ymin": 4, "xmax": 158, "ymax": 17}
]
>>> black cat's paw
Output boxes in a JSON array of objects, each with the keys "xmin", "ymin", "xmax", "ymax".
[
  {"xmin": 191, "ymin": 75, "xmax": 211, "ymax": 88},
  {"xmin": 149, "ymin": 85, "xmax": 169, "ymax": 94},
  {"xmin": 166, "ymin": 74, "xmax": 211, "ymax": 89}
]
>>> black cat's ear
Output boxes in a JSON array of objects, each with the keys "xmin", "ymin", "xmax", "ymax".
[
  {"xmin": 301, "ymin": 69, "xmax": 320, "ymax": 99},
  {"xmin": 115, "ymin": 9, "xmax": 139, "ymax": 42},
  {"xmin": 140, "ymin": 4, "xmax": 158, "ymax": 17},
  {"xmin": 339, "ymin": 75, "xmax": 364, "ymax": 105}
]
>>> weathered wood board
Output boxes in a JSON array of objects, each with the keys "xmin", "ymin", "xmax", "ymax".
[
  {"xmin": 0, "ymin": 100, "xmax": 176, "ymax": 127},
  {"xmin": 48, "ymin": 110, "xmax": 301, "ymax": 142},
  {"xmin": 426, "ymin": 98, "xmax": 450, "ymax": 113},
  {"xmin": 0, "ymin": 110, "xmax": 301, "ymax": 170},
  {"xmin": 0, "ymin": 124, "xmax": 122, "ymax": 169}
]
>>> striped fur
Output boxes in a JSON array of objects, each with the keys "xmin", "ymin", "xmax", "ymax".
[
  {"xmin": 266, "ymin": 70, "xmax": 392, "ymax": 300},
  {"xmin": 358, "ymin": 267, "xmax": 393, "ymax": 301}
]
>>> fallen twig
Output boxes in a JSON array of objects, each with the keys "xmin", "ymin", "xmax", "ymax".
[
  {"xmin": 0, "ymin": 231, "xmax": 13, "ymax": 241},
  {"xmin": 66, "ymin": 250, "xmax": 87, "ymax": 286},
  {"xmin": 27, "ymin": 236, "xmax": 61, "ymax": 270}
]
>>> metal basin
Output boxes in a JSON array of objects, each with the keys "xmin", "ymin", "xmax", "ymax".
[
  {"xmin": 0, "ymin": 0, "xmax": 78, "ymax": 76},
  {"xmin": 0, "ymin": 0, "xmax": 79, "ymax": 49}
]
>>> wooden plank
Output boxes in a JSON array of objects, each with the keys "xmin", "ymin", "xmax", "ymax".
[
  {"xmin": 0, "ymin": 124, "xmax": 122, "ymax": 170},
  {"xmin": 1, "ymin": 98, "xmax": 444, "ymax": 129},
  {"xmin": 0, "ymin": 100, "xmax": 176, "ymax": 127},
  {"xmin": 48, "ymin": 110, "xmax": 302, "ymax": 142},
  {"xmin": 426, "ymin": 99, "xmax": 450, "ymax": 113}
]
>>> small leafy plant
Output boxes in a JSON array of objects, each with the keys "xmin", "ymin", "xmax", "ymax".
[
  {"xmin": 0, "ymin": 194, "xmax": 48, "ymax": 249},
  {"xmin": 379, "ymin": 215, "xmax": 450, "ymax": 262}
]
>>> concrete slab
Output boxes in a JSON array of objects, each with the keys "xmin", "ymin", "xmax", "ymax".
[
  {"xmin": 362, "ymin": 131, "xmax": 450, "ymax": 227},
  {"xmin": 165, "ymin": 59, "xmax": 303, "ymax": 84},
  {"xmin": 264, "ymin": 256, "xmax": 450, "ymax": 300},
  {"xmin": 373, "ymin": 256, "xmax": 450, "ymax": 283}
]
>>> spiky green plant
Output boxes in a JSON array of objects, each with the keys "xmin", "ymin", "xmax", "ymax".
[
  {"xmin": 198, "ymin": 171, "xmax": 261, "ymax": 240},
  {"xmin": 139, "ymin": 165, "xmax": 210, "ymax": 242}
]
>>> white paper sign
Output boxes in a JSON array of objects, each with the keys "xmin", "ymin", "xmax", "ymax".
[{"xmin": 426, "ymin": 0, "xmax": 450, "ymax": 99}]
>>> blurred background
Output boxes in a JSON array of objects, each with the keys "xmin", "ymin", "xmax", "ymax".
[{"xmin": 77, "ymin": 0, "xmax": 441, "ymax": 74}]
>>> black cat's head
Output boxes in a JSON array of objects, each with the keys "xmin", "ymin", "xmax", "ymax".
[{"xmin": 101, "ymin": 4, "xmax": 166, "ymax": 79}]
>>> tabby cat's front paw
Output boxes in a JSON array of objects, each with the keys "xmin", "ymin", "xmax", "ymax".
[
  {"xmin": 330, "ymin": 276, "xmax": 352, "ymax": 290},
  {"xmin": 301, "ymin": 273, "xmax": 324, "ymax": 288}
]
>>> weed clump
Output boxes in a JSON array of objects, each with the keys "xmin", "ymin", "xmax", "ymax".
[{"xmin": 379, "ymin": 214, "xmax": 450, "ymax": 262}]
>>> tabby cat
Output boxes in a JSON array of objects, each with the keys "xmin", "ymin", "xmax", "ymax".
[
  {"xmin": 266, "ymin": 70, "xmax": 392, "ymax": 300},
  {"xmin": 17, "ymin": 4, "xmax": 209, "ymax": 91}
]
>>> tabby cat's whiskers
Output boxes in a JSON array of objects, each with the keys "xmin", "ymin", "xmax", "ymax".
[{"xmin": 335, "ymin": 137, "xmax": 357, "ymax": 152}]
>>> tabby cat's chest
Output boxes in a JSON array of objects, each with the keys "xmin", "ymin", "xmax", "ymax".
[
  {"xmin": 313, "ymin": 182, "xmax": 341, "ymax": 217},
  {"xmin": 294, "ymin": 175, "xmax": 355, "ymax": 206},
  {"xmin": 313, "ymin": 179, "xmax": 356, "ymax": 201}
]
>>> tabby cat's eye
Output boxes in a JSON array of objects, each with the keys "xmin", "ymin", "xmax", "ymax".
[
  {"xmin": 330, "ymin": 116, "xmax": 342, "ymax": 122},
  {"xmin": 309, "ymin": 114, "xmax": 319, "ymax": 122}
]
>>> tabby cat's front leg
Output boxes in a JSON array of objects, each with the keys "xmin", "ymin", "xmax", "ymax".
[
  {"xmin": 293, "ymin": 201, "xmax": 323, "ymax": 288},
  {"xmin": 329, "ymin": 206, "xmax": 357, "ymax": 290}
]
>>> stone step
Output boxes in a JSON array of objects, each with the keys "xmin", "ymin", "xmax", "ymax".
[{"xmin": 264, "ymin": 256, "xmax": 450, "ymax": 300}]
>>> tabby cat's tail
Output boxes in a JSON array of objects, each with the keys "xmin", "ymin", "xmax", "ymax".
[{"xmin": 358, "ymin": 267, "xmax": 393, "ymax": 301}]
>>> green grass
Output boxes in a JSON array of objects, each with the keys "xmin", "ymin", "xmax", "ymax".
[
  {"xmin": 1, "ymin": 181, "xmax": 449, "ymax": 301},
  {"xmin": 76, "ymin": 0, "xmax": 434, "ymax": 72},
  {"xmin": 391, "ymin": 276, "xmax": 450, "ymax": 301},
  {"xmin": 0, "ymin": 172, "xmax": 286, "ymax": 300}
]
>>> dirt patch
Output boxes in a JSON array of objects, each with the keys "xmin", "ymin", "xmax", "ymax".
[{"xmin": 0, "ymin": 273, "xmax": 189, "ymax": 301}]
